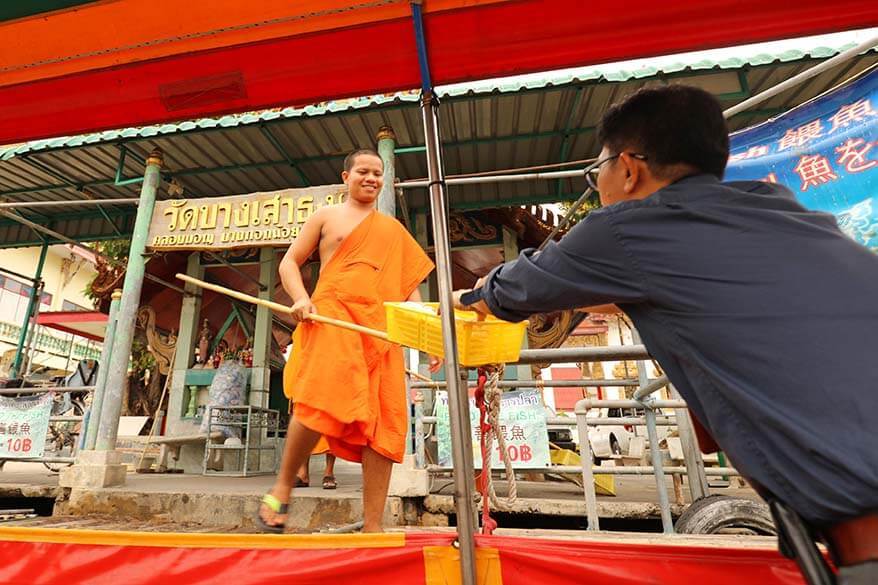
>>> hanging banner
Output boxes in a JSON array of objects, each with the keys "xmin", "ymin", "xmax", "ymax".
[
  {"xmin": 436, "ymin": 389, "xmax": 550, "ymax": 469},
  {"xmin": 147, "ymin": 185, "xmax": 347, "ymax": 251},
  {"xmin": 0, "ymin": 393, "xmax": 52, "ymax": 459},
  {"xmin": 726, "ymin": 69, "xmax": 878, "ymax": 252}
]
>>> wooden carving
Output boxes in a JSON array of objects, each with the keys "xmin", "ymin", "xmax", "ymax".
[{"xmin": 136, "ymin": 305, "xmax": 177, "ymax": 375}]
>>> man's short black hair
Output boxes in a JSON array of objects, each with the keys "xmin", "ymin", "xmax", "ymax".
[
  {"xmin": 343, "ymin": 148, "xmax": 383, "ymax": 172},
  {"xmin": 597, "ymin": 85, "xmax": 729, "ymax": 179}
]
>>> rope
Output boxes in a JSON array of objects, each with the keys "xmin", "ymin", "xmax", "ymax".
[{"xmin": 475, "ymin": 365, "xmax": 517, "ymax": 534}]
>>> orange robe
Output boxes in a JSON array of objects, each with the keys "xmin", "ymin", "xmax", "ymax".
[{"xmin": 284, "ymin": 210, "xmax": 434, "ymax": 463}]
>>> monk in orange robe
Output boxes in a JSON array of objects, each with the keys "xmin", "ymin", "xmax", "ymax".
[{"xmin": 256, "ymin": 149, "xmax": 437, "ymax": 533}]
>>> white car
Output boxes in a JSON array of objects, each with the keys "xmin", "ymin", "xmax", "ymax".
[{"xmin": 587, "ymin": 407, "xmax": 636, "ymax": 460}]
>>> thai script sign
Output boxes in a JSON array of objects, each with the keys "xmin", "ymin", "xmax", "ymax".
[
  {"xmin": 147, "ymin": 185, "xmax": 347, "ymax": 250},
  {"xmin": 726, "ymin": 69, "xmax": 878, "ymax": 252},
  {"xmin": 436, "ymin": 389, "xmax": 550, "ymax": 469},
  {"xmin": 0, "ymin": 393, "xmax": 52, "ymax": 459}
]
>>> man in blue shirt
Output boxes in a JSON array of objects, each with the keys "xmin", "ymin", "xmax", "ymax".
[{"xmin": 454, "ymin": 85, "xmax": 877, "ymax": 584}]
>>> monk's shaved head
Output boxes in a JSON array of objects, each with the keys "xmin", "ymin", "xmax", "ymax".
[{"xmin": 344, "ymin": 149, "xmax": 383, "ymax": 172}]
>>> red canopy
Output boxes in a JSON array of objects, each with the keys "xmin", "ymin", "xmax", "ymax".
[{"xmin": 1, "ymin": 0, "xmax": 875, "ymax": 144}]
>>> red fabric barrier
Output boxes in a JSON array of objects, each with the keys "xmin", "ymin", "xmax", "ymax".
[
  {"xmin": 0, "ymin": 0, "xmax": 876, "ymax": 143},
  {"xmin": 0, "ymin": 530, "xmax": 453, "ymax": 585},
  {"xmin": 478, "ymin": 534, "xmax": 805, "ymax": 585}
]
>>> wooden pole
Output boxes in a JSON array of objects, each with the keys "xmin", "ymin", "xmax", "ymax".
[{"xmin": 174, "ymin": 273, "xmax": 389, "ymax": 341}]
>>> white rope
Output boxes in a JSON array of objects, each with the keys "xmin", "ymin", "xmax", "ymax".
[{"xmin": 482, "ymin": 367, "xmax": 517, "ymax": 509}]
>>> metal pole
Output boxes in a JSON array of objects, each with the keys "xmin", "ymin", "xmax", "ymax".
[
  {"xmin": 0, "ymin": 210, "xmax": 102, "ymax": 258},
  {"xmin": 397, "ymin": 167, "xmax": 586, "ymax": 189},
  {"xmin": 670, "ymin": 384, "xmax": 709, "ymax": 501},
  {"xmin": 412, "ymin": 378, "xmax": 641, "ymax": 389},
  {"xmin": 421, "ymin": 89, "xmax": 478, "ymax": 580},
  {"xmin": 516, "ymin": 345, "xmax": 650, "ymax": 363},
  {"xmin": 84, "ymin": 289, "xmax": 121, "ymax": 450},
  {"xmin": 723, "ymin": 35, "xmax": 878, "ymax": 119},
  {"xmin": 376, "ymin": 125, "xmax": 397, "ymax": 217},
  {"xmin": 9, "ymin": 243, "xmax": 48, "ymax": 379},
  {"xmin": 633, "ymin": 331, "xmax": 674, "ymax": 533},
  {"xmin": 96, "ymin": 150, "xmax": 162, "ymax": 452},
  {"xmin": 633, "ymin": 374, "xmax": 669, "ymax": 401},
  {"xmin": 0, "ymin": 198, "xmax": 139, "ymax": 209},
  {"xmin": 575, "ymin": 407, "xmax": 600, "ymax": 530},
  {"xmin": 22, "ymin": 286, "xmax": 45, "ymax": 379}
]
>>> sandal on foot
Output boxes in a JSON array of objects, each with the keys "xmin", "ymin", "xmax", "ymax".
[
  {"xmin": 254, "ymin": 494, "xmax": 288, "ymax": 534},
  {"xmin": 322, "ymin": 475, "xmax": 337, "ymax": 490},
  {"xmin": 295, "ymin": 477, "xmax": 309, "ymax": 488}
]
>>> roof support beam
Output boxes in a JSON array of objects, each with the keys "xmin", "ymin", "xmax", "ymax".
[{"xmin": 0, "ymin": 208, "xmax": 103, "ymax": 258}]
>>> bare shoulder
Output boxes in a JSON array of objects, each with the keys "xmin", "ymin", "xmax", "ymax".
[{"xmin": 303, "ymin": 204, "xmax": 338, "ymax": 231}]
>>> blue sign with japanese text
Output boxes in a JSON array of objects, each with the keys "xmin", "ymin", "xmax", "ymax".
[{"xmin": 726, "ymin": 69, "xmax": 878, "ymax": 251}]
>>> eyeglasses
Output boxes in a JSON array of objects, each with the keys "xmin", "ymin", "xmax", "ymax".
[{"xmin": 585, "ymin": 152, "xmax": 648, "ymax": 192}]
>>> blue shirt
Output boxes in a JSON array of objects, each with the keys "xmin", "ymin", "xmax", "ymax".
[{"xmin": 480, "ymin": 174, "xmax": 878, "ymax": 525}]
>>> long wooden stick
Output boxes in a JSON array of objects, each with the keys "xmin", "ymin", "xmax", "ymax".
[{"xmin": 175, "ymin": 273, "xmax": 389, "ymax": 340}]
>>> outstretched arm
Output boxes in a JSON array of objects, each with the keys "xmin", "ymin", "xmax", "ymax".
[{"xmin": 454, "ymin": 212, "xmax": 645, "ymax": 321}]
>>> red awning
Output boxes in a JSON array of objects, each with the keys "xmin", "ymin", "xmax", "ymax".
[
  {"xmin": 35, "ymin": 311, "xmax": 107, "ymax": 342},
  {"xmin": 1, "ymin": 0, "xmax": 875, "ymax": 144}
]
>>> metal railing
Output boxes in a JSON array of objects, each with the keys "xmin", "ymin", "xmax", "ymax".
[{"xmin": 412, "ymin": 344, "xmax": 738, "ymax": 533}]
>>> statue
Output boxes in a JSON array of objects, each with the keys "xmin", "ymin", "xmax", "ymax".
[{"xmin": 197, "ymin": 319, "xmax": 212, "ymax": 366}]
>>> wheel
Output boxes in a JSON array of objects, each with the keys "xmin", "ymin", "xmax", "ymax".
[{"xmin": 675, "ymin": 494, "xmax": 776, "ymax": 535}]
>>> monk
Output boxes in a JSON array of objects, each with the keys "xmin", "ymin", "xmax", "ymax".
[
  {"xmin": 294, "ymin": 436, "xmax": 336, "ymax": 489},
  {"xmin": 256, "ymin": 149, "xmax": 438, "ymax": 533}
]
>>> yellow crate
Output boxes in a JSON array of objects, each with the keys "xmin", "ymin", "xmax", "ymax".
[{"xmin": 384, "ymin": 302, "xmax": 527, "ymax": 367}]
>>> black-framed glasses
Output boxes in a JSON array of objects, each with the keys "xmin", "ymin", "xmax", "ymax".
[{"xmin": 585, "ymin": 152, "xmax": 648, "ymax": 191}]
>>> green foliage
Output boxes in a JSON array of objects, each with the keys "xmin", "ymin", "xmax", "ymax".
[
  {"xmin": 94, "ymin": 239, "xmax": 131, "ymax": 268},
  {"xmin": 130, "ymin": 338, "xmax": 155, "ymax": 382},
  {"xmin": 557, "ymin": 191, "xmax": 602, "ymax": 227}
]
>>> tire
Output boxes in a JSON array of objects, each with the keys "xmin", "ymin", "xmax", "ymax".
[
  {"xmin": 609, "ymin": 436, "xmax": 622, "ymax": 456},
  {"xmin": 675, "ymin": 495, "xmax": 776, "ymax": 536}
]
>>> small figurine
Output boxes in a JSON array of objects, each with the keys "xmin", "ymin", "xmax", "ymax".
[{"xmin": 197, "ymin": 319, "xmax": 212, "ymax": 365}]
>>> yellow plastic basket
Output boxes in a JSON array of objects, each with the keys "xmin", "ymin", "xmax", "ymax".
[{"xmin": 384, "ymin": 302, "xmax": 527, "ymax": 366}]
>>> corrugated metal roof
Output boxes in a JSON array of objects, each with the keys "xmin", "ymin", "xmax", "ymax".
[{"xmin": 0, "ymin": 43, "xmax": 876, "ymax": 247}]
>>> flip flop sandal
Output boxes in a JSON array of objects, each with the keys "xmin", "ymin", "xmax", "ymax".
[
  {"xmin": 295, "ymin": 477, "xmax": 310, "ymax": 488},
  {"xmin": 322, "ymin": 475, "xmax": 337, "ymax": 490},
  {"xmin": 254, "ymin": 494, "xmax": 288, "ymax": 534}
]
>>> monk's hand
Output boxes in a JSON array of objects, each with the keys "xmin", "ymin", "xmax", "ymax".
[
  {"xmin": 291, "ymin": 296, "xmax": 317, "ymax": 323},
  {"xmin": 428, "ymin": 355, "xmax": 443, "ymax": 373}
]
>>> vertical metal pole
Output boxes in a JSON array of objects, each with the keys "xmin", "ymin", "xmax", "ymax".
[
  {"xmin": 9, "ymin": 243, "xmax": 48, "ymax": 379},
  {"xmin": 376, "ymin": 126, "xmax": 397, "ymax": 217},
  {"xmin": 633, "ymin": 330, "xmax": 674, "ymax": 533},
  {"xmin": 84, "ymin": 289, "xmax": 121, "ymax": 450},
  {"xmin": 421, "ymin": 90, "xmax": 478, "ymax": 585},
  {"xmin": 250, "ymin": 247, "xmax": 276, "ymax": 408},
  {"xmin": 96, "ymin": 150, "xmax": 162, "ymax": 451},
  {"xmin": 575, "ymin": 405, "xmax": 600, "ymax": 530},
  {"xmin": 414, "ymin": 390, "xmax": 426, "ymax": 469},
  {"xmin": 22, "ymin": 285, "xmax": 45, "ymax": 378},
  {"xmin": 670, "ymin": 384, "xmax": 709, "ymax": 501}
]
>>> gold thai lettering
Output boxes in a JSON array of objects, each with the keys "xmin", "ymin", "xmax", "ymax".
[
  {"xmin": 198, "ymin": 203, "xmax": 224, "ymax": 230},
  {"xmin": 232, "ymin": 202, "xmax": 254, "ymax": 227},
  {"xmin": 179, "ymin": 204, "xmax": 199, "ymax": 231},
  {"xmin": 164, "ymin": 200, "xmax": 187, "ymax": 231},
  {"xmin": 262, "ymin": 195, "xmax": 281, "ymax": 226},
  {"xmin": 296, "ymin": 197, "xmax": 313, "ymax": 223}
]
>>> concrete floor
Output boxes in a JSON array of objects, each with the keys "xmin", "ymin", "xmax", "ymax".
[{"xmin": 1, "ymin": 459, "xmax": 760, "ymax": 532}]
